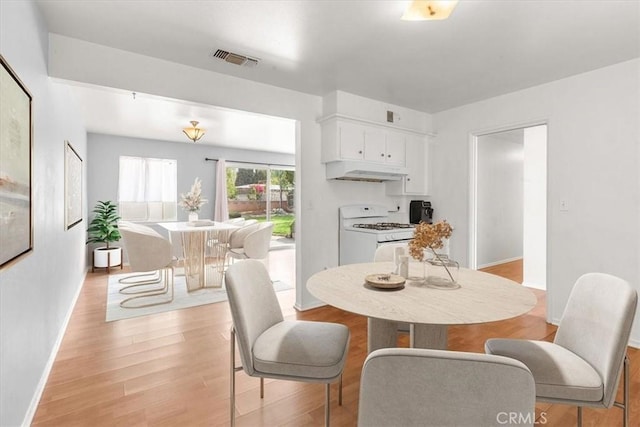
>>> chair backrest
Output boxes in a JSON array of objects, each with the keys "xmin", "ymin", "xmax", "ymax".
[
  {"xmin": 554, "ymin": 272, "xmax": 638, "ymax": 407},
  {"xmin": 120, "ymin": 224, "xmax": 173, "ymax": 272},
  {"xmin": 228, "ymin": 222, "xmax": 262, "ymax": 249},
  {"xmin": 243, "ymin": 222, "xmax": 274, "ymax": 259},
  {"xmin": 373, "ymin": 242, "xmax": 408, "ymax": 262},
  {"xmin": 225, "ymin": 259, "xmax": 284, "ymax": 376},
  {"xmin": 358, "ymin": 348, "xmax": 536, "ymax": 427}
]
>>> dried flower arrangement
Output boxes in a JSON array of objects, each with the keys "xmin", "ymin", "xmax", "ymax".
[
  {"xmin": 409, "ymin": 220, "xmax": 455, "ymax": 282},
  {"xmin": 179, "ymin": 177, "xmax": 208, "ymax": 212}
]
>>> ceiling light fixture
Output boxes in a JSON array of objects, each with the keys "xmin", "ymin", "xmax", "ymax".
[
  {"xmin": 401, "ymin": 0, "xmax": 458, "ymax": 21},
  {"xmin": 183, "ymin": 121, "xmax": 205, "ymax": 143}
]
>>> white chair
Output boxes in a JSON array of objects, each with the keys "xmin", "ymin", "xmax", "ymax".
[
  {"xmin": 118, "ymin": 224, "xmax": 176, "ymax": 308},
  {"xmin": 485, "ymin": 273, "xmax": 638, "ymax": 427},
  {"xmin": 358, "ymin": 348, "xmax": 536, "ymax": 427},
  {"xmin": 225, "ymin": 260, "xmax": 350, "ymax": 427},
  {"xmin": 373, "ymin": 242, "xmax": 408, "ymax": 263},
  {"xmin": 227, "ymin": 221, "xmax": 273, "ymax": 263}
]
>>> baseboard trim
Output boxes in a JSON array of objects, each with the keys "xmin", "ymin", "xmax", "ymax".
[
  {"xmin": 293, "ymin": 300, "xmax": 327, "ymax": 312},
  {"xmin": 522, "ymin": 281, "xmax": 546, "ymax": 290},
  {"xmin": 22, "ymin": 269, "xmax": 88, "ymax": 427},
  {"xmin": 478, "ymin": 256, "xmax": 522, "ymax": 269}
]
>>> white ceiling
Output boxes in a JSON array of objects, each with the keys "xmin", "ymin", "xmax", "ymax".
[{"xmin": 36, "ymin": 0, "xmax": 639, "ymax": 152}]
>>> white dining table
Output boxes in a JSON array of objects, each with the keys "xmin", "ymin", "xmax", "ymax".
[
  {"xmin": 306, "ymin": 261, "xmax": 537, "ymax": 353},
  {"xmin": 159, "ymin": 221, "xmax": 239, "ymax": 291}
]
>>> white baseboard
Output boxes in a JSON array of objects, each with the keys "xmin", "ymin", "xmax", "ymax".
[
  {"xmin": 22, "ymin": 269, "xmax": 88, "ymax": 427},
  {"xmin": 293, "ymin": 300, "xmax": 326, "ymax": 312},
  {"xmin": 522, "ymin": 281, "xmax": 546, "ymax": 290},
  {"xmin": 478, "ymin": 256, "xmax": 522, "ymax": 269}
]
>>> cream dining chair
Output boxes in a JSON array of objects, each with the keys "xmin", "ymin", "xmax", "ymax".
[
  {"xmin": 226, "ymin": 221, "xmax": 273, "ymax": 264},
  {"xmin": 118, "ymin": 223, "xmax": 176, "ymax": 308},
  {"xmin": 485, "ymin": 272, "xmax": 638, "ymax": 427},
  {"xmin": 358, "ymin": 348, "xmax": 536, "ymax": 427},
  {"xmin": 225, "ymin": 259, "xmax": 350, "ymax": 427}
]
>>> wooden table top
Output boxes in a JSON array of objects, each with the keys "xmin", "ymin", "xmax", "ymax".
[{"xmin": 306, "ymin": 262, "xmax": 537, "ymax": 326}]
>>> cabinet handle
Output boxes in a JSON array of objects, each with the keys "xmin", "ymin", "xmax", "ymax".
[
  {"xmin": 407, "ymin": 178, "xmax": 411, "ymax": 181},
  {"xmin": 380, "ymin": 153, "xmax": 385, "ymax": 157},
  {"xmin": 387, "ymin": 154, "xmax": 391, "ymax": 158},
  {"xmin": 358, "ymin": 150, "xmax": 363, "ymax": 154}
]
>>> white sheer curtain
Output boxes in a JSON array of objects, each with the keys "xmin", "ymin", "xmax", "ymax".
[
  {"xmin": 213, "ymin": 159, "xmax": 229, "ymax": 221},
  {"xmin": 118, "ymin": 156, "xmax": 177, "ymax": 221}
]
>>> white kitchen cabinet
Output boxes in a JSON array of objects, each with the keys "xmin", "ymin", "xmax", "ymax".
[
  {"xmin": 386, "ymin": 135, "xmax": 429, "ymax": 196},
  {"xmin": 321, "ymin": 117, "xmax": 407, "ymax": 166}
]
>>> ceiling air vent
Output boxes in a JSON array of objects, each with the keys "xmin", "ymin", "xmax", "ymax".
[{"xmin": 211, "ymin": 49, "xmax": 260, "ymax": 67}]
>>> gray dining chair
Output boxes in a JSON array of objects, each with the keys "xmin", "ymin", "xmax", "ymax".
[
  {"xmin": 358, "ymin": 348, "xmax": 536, "ymax": 427},
  {"xmin": 485, "ymin": 272, "xmax": 638, "ymax": 427},
  {"xmin": 225, "ymin": 259, "xmax": 350, "ymax": 427}
]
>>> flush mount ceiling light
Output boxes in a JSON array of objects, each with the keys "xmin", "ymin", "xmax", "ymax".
[
  {"xmin": 183, "ymin": 121, "xmax": 205, "ymax": 143},
  {"xmin": 401, "ymin": 0, "xmax": 458, "ymax": 21}
]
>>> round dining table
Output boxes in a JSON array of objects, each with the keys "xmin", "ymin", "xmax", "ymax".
[{"xmin": 306, "ymin": 261, "xmax": 537, "ymax": 353}]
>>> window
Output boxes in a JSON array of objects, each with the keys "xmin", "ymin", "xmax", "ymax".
[{"xmin": 118, "ymin": 156, "xmax": 177, "ymax": 221}]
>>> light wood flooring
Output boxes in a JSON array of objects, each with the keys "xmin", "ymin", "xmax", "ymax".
[{"xmin": 32, "ymin": 254, "xmax": 638, "ymax": 426}]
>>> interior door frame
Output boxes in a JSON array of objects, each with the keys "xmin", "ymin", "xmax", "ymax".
[{"xmin": 468, "ymin": 120, "xmax": 550, "ymax": 321}]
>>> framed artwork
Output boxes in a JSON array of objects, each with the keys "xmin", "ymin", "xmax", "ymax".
[
  {"xmin": 0, "ymin": 55, "xmax": 33, "ymax": 269},
  {"xmin": 65, "ymin": 141, "xmax": 82, "ymax": 229}
]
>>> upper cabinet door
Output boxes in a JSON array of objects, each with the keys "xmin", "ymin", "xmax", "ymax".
[
  {"xmin": 338, "ymin": 122, "xmax": 365, "ymax": 160},
  {"xmin": 363, "ymin": 128, "xmax": 387, "ymax": 163},
  {"xmin": 385, "ymin": 132, "xmax": 406, "ymax": 166}
]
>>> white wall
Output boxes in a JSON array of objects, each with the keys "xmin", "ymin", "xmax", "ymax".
[
  {"xmin": 432, "ymin": 59, "xmax": 640, "ymax": 346},
  {"xmin": 523, "ymin": 125, "xmax": 547, "ymax": 289},
  {"xmin": 46, "ymin": 34, "xmax": 434, "ymax": 312},
  {"xmin": 476, "ymin": 135, "xmax": 523, "ymax": 267},
  {"xmin": 0, "ymin": 2, "xmax": 89, "ymax": 425}
]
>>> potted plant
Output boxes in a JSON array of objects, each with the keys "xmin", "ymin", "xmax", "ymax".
[{"xmin": 87, "ymin": 200, "xmax": 122, "ymax": 272}]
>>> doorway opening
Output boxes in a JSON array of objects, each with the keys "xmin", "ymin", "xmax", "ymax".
[{"xmin": 470, "ymin": 124, "xmax": 547, "ymax": 291}]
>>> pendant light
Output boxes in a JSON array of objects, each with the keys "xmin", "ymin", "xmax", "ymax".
[{"xmin": 183, "ymin": 121, "xmax": 205, "ymax": 143}]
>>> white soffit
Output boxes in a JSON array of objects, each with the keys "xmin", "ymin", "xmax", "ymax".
[{"xmin": 64, "ymin": 82, "xmax": 296, "ymax": 154}]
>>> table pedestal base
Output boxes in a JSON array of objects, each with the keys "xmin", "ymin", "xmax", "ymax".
[
  {"xmin": 410, "ymin": 324, "xmax": 447, "ymax": 350},
  {"xmin": 367, "ymin": 319, "xmax": 448, "ymax": 353}
]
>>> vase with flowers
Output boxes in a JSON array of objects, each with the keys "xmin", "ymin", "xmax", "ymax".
[
  {"xmin": 179, "ymin": 177, "xmax": 208, "ymax": 222},
  {"xmin": 408, "ymin": 220, "xmax": 460, "ymax": 289}
]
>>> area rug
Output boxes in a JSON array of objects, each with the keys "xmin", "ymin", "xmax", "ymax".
[{"xmin": 106, "ymin": 272, "xmax": 292, "ymax": 322}]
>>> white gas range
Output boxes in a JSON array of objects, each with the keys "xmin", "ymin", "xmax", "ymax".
[{"xmin": 339, "ymin": 204, "xmax": 415, "ymax": 265}]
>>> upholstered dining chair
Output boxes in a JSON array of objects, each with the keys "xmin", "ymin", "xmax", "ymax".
[
  {"xmin": 225, "ymin": 259, "xmax": 350, "ymax": 427},
  {"xmin": 485, "ymin": 272, "xmax": 638, "ymax": 427},
  {"xmin": 226, "ymin": 221, "xmax": 273, "ymax": 264},
  {"xmin": 358, "ymin": 348, "xmax": 536, "ymax": 427},
  {"xmin": 118, "ymin": 223, "xmax": 176, "ymax": 308}
]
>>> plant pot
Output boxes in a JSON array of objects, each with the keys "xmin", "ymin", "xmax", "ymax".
[
  {"xmin": 188, "ymin": 212, "xmax": 199, "ymax": 222},
  {"xmin": 93, "ymin": 247, "xmax": 122, "ymax": 270}
]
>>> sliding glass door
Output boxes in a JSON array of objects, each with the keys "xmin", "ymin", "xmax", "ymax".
[{"xmin": 226, "ymin": 163, "xmax": 295, "ymax": 237}]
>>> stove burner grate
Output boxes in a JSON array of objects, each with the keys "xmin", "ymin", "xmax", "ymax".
[{"xmin": 353, "ymin": 222, "xmax": 414, "ymax": 231}]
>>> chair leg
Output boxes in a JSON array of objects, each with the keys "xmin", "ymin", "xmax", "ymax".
[
  {"xmin": 624, "ymin": 354, "xmax": 629, "ymax": 427},
  {"xmin": 338, "ymin": 374, "xmax": 343, "ymax": 406},
  {"xmin": 230, "ymin": 327, "xmax": 236, "ymax": 427},
  {"xmin": 260, "ymin": 377, "xmax": 264, "ymax": 399},
  {"xmin": 119, "ymin": 267, "xmax": 174, "ymax": 308},
  {"xmin": 577, "ymin": 406, "xmax": 582, "ymax": 427},
  {"xmin": 325, "ymin": 383, "xmax": 330, "ymax": 427},
  {"xmin": 613, "ymin": 354, "xmax": 630, "ymax": 427}
]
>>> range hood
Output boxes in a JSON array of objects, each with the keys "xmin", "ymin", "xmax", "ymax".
[{"xmin": 325, "ymin": 161, "xmax": 409, "ymax": 182}]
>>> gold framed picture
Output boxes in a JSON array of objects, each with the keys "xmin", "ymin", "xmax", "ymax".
[
  {"xmin": 0, "ymin": 55, "xmax": 33, "ymax": 269},
  {"xmin": 65, "ymin": 141, "xmax": 82, "ymax": 229}
]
